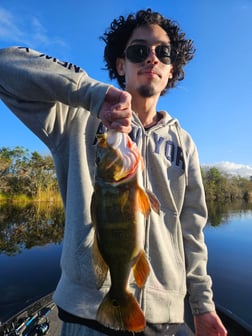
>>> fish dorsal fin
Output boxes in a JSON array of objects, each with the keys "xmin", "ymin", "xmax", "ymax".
[{"xmin": 91, "ymin": 192, "xmax": 109, "ymax": 289}]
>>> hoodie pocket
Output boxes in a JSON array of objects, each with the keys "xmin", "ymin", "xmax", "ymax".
[
  {"xmin": 148, "ymin": 209, "xmax": 186, "ymax": 291},
  {"xmin": 167, "ymin": 210, "xmax": 185, "ymax": 267}
]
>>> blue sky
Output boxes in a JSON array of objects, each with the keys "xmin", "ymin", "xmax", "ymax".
[{"xmin": 0, "ymin": 0, "xmax": 251, "ymax": 170}]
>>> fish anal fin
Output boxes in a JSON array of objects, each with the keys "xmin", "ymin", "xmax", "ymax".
[
  {"xmin": 133, "ymin": 250, "xmax": 150, "ymax": 288},
  {"xmin": 96, "ymin": 290, "xmax": 145, "ymax": 332},
  {"xmin": 146, "ymin": 189, "xmax": 161, "ymax": 214},
  {"xmin": 92, "ymin": 233, "xmax": 109, "ymax": 289}
]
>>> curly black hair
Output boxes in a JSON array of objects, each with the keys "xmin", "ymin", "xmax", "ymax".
[{"xmin": 101, "ymin": 8, "xmax": 195, "ymax": 95}]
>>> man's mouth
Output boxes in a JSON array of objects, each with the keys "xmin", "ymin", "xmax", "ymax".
[{"xmin": 138, "ymin": 68, "xmax": 161, "ymax": 78}]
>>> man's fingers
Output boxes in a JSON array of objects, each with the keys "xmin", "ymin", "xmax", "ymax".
[
  {"xmin": 111, "ymin": 123, "xmax": 132, "ymax": 133},
  {"xmin": 114, "ymin": 91, "xmax": 132, "ymax": 108},
  {"xmin": 110, "ymin": 117, "xmax": 132, "ymax": 132},
  {"xmin": 102, "ymin": 113, "xmax": 132, "ymax": 133},
  {"xmin": 100, "ymin": 87, "xmax": 132, "ymax": 133},
  {"xmin": 109, "ymin": 107, "xmax": 131, "ymax": 120},
  {"xmin": 106, "ymin": 87, "xmax": 131, "ymax": 106}
]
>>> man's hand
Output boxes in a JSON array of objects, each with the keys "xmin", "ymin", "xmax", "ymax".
[
  {"xmin": 99, "ymin": 87, "xmax": 132, "ymax": 133},
  {"xmin": 194, "ymin": 311, "xmax": 227, "ymax": 336}
]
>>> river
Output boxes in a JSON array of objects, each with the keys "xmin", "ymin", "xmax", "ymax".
[{"xmin": 0, "ymin": 200, "xmax": 251, "ymax": 330}]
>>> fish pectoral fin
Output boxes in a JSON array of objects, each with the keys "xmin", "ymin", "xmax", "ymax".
[
  {"xmin": 146, "ymin": 189, "xmax": 161, "ymax": 214},
  {"xmin": 92, "ymin": 234, "xmax": 109, "ymax": 289},
  {"xmin": 133, "ymin": 250, "xmax": 151, "ymax": 288},
  {"xmin": 96, "ymin": 290, "xmax": 146, "ymax": 332},
  {"xmin": 137, "ymin": 187, "xmax": 151, "ymax": 216}
]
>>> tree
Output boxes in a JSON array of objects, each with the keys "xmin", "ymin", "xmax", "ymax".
[
  {"xmin": 202, "ymin": 167, "xmax": 252, "ymax": 202},
  {"xmin": 203, "ymin": 167, "xmax": 227, "ymax": 201},
  {"xmin": 0, "ymin": 147, "xmax": 58, "ymax": 199}
]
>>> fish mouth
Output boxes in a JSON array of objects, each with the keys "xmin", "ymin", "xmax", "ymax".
[
  {"xmin": 106, "ymin": 130, "xmax": 141, "ymax": 182},
  {"xmin": 114, "ymin": 162, "xmax": 139, "ymax": 183},
  {"xmin": 113, "ymin": 152, "xmax": 140, "ymax": 182}
]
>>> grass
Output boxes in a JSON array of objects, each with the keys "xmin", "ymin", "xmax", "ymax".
[{"xmin": 0, "ymin": 189, "xmax": 62, "ymax": 204}]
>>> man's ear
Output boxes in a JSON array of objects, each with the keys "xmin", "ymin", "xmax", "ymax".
[
  {"xmin": 116, "ymin": 58, "xmax": 125, "ymax": 76},
  {"xmin": 168, "ymin": 64, "xmax": 174, "ymax": 79}
]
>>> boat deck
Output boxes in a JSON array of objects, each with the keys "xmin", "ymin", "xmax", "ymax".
[
  {"xmin": 46, "ymin": 304, "xmax": 62, "ymax": 335},
  {"xmin": 0, "ymin": 292, "xmax": 195, "ymax": 335},
  {"xmin": 47, "ymin": 305, "xmax": 195, "ymax": 335},
  {"xmin": 2, "ymin": 292, "xmax": 252, "ymax": 335}
]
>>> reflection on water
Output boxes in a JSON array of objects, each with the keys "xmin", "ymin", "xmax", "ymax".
[
  {"xmin": 205, "ymin": 200, "xmax": 252, "ymax": 329},
  {"xmin": 207, "ymin": 200, "xmax": 252, "ymax": 227},
  {"xmin": 0, "ymin": 201, "xmax": 64, "ymax": 255},
  {"xmin": 0, "ymin": 201, "xmax": 64, "ymax": 322},
  {"xmin": 0, "ymin": 200, "xmax": 252, "ymax": 329}
]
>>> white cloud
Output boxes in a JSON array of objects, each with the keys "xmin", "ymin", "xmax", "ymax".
[
  {"xmin": 0, "ymin": 7, "xmax": 66, "ymax": 49},
  {"xmin": 202, "ymin": 161, "xmax": 252, "ymax": 178},
  {"xmin": 0, "ymin": 8, "xmax": 23, "ymax": 41}
]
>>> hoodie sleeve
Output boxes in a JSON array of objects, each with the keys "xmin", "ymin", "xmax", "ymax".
[
  {"xmin": 0, "ymin": 47, "xmax": 110, "ymax": 150},
  {"xmin": 0, "ymin": 47, "xmax": 109, "ymax": 114},
  {"xmin": 180, "ymin": 141, "xmax": 216, "ymax": 315}
]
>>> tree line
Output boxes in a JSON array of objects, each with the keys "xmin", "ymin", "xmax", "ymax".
[
  {"xmin": 201, "ymin": 167, "xmax": 252, "ymax": 202},
  {"xmin": 0, "ymin": 146, "xmax": 59, "ymax": 202},
  {"xmin": 0, "ymin": 146, "xmax": 251, "ymax": 202}
]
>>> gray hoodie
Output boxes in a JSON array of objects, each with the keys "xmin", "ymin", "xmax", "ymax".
[{"xmin": 0, "ymin": 46, "xmax": 215, "ymax": 324}]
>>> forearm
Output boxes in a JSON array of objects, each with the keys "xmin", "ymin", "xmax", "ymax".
[{"xmin": 0, "ymin": 46, "xmax": 109, "ymax": 116}]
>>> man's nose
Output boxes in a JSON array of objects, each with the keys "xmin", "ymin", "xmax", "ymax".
[{"xmin": 146, "ymin": 47, "xmax": 158, "ymax": 64}]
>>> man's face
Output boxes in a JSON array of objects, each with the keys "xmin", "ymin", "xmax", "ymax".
[{"xmin": 116, "ymin": 24, "xmax": 173, "ymax": 98}]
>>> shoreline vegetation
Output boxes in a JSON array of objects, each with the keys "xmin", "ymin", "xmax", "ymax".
[
  {"xmin": 0, "ymin": 190, "xmax": 62, "ymax": 204},
  {"xmin": 0, "ymin": 147, "xmax": 62, "ymax": 205},
  {"xmin": 0, "ymin": 146, "xmax": 252, "ymax": 204},
  {"xmin": 1, "ymin": 147, "xmax": 252, "ymax": 255}
]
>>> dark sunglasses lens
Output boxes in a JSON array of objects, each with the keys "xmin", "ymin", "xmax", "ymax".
[
  {"xmin": 155, "ymin": 46, "xmax": 172, "ymax": 64},
  {"xmin": 126, "ymin": 45, "xmax": 149, "ymax": 63},
  {"xmin": 125, "ymin": 44, "xmax": 172, "ymax": 64}
]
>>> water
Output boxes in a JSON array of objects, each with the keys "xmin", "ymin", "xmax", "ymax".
[
  {"xmin": 0, "ymin": 243, "xmax": 62, "ymax": 321},
  {"xmin": 0, "ymin": 202, "xmax": 64, "ymax": 322},
  {"xmin": 0, "ymin": 201, "xmax": 252, "ymax": 329},
  {"xmin": 205, "ymin": 207, "xmax": 252, "ymax": 328}
]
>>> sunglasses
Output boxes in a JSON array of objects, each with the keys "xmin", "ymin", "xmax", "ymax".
[{"xmin": 124, "ymin": 44, "xmax": 173, "ymax": 65}]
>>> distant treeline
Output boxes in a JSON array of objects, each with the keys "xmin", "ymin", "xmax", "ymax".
[
  {"xmin": 0, "ymin": 146, "xmax": 251, "ymax": 202},
  {"xmin": 0, "ymin": 146, "xmax": 60, "ymax": 202},
  {"xmin": 201, "ymin": 167, "xmax": 252, "ymax": 202}
]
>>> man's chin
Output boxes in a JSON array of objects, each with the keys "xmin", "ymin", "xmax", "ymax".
[{"xmin": 137, "ymin": 85, "xmax": 156, "ymax": 98}]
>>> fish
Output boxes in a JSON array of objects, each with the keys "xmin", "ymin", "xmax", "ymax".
[{"xmin": 91, "ymin": 130, "xmax": 160, "ymax": 332}]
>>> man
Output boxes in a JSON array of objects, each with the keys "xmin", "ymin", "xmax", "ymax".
[{"xmin": 0, "ymin": 8, "xmax": 227, "ymax": 336}]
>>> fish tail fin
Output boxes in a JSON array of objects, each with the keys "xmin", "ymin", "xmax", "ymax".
[
  {"xmin": 133, "ymin": 250, "xmax": 151, "ymax": 288},
  {"xmin": 96, "ymin": 290, "xmax": 145, "ymax": 332}
]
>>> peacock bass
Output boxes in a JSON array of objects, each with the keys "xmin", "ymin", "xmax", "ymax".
[{"xmin": 91, "ymin": 130, "xmax": 160, "ymax": 332}]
